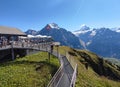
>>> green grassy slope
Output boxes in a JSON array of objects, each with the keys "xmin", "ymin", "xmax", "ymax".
[
  {"xmin": 58, "ymin": 46, "xmax": 120, "ymax": 87},
  {"xmin": 105, "ymin": 58, "xmax": 120, "ymax": 67},
  {"xmin": 0, "ymin": 52, "xmax": 60, "ymax": 87}
]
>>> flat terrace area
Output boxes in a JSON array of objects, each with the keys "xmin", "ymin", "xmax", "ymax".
[
  {"xmin": 0, "ymin": 26, "xmax": 54, "ymax": 60},
  {"xmin": 0, "ymin": 41, "xmax": 52, "ymax": 51}
]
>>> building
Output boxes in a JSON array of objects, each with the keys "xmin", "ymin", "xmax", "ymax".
[{"xmin": 0, "ymin": 26, "xmax": 27, "ymax": 44}]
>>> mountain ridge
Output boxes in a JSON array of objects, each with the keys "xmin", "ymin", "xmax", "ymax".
[
  {"xmin": 25, "ymin": 23, "xmax": 83, "ymax": 49},
  {"xmin": 25, "ymin": 23, "xmax": 120, "ymax": 59},
  {"xmin": 73, "ymin": 26, "xmax": 120, "ymax": 59}
]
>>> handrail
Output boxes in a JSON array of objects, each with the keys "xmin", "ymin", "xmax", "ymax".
[
  {"xmin": 70, "ymin": 64, "xmax": 78, "ymax": 87},
  {"xmin": 47, "ymin": 52, "xmax": 64, "ymax": 87},
  {"xmin": 47, "ymin": 61, "xmax": 63, "ymax": 87},
  {"xmin": 66, "ymin": 52, "xmax": 78, "ymax": 87},
  {"xmin": 47, "ymin": 52, "xmax": 78, "ymax": 87},
  {"xmin": 66, "ymin": 52, "xmax": 76, "ymax": 70}
]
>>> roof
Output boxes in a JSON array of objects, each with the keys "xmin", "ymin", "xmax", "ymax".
[{"xmin": 0, "ymin": 26, "xmax": 26, "ymax": 36}]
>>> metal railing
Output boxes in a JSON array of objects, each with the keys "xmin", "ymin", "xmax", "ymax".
[
  {"xmin": 70, "ymin": 64, "xmax": 77, "ymax": 87},
  {"xmin": 10, "ymin": 41, "xmax": 52, "ymax": 52},
  {"xmin": 66, "ymin": 52, "xmax": 78, "ymax": 87},
  {"xmin": 0, "ymin": 41, "xmax": 52, "ymax": 50},
  {"xmin": 47, "ymin": 54, "xmax": 64, "ymax": 87},
  {"xmin": 47, "ymin": 52, "xmax": 78, "ymax": 87}
]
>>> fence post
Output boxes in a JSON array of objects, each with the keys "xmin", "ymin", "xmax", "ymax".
[
  {"xmin": 11, "ymin": 42, "xmax": 14, "ymax": 60},
  {"xmin": 57, "ymin": 45, "xmax": 59, "ymax": 57},
  {"xmin": 48, "ymin": 52, "xmax": 50, "ymax": 63}
]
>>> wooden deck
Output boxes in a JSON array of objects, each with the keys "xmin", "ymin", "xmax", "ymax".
[{"xmin": 0, "ymin": 41, "xmax": 52, "ymax": 60}]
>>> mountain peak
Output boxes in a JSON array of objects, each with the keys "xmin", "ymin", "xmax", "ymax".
[
  {"xmin": 113, "ymin": 27, "xmax": 120, "ymax": 33},
  {"xmin": 80, "ymin": 24, "xmax": 90, "ymax": 31},
  {"xmin": 46, "ymin": 23, "xmax": 60, "ymax": 29},
  {"xmin": 116, "ymin": 28, "xmax": 120, "ymax": 32},
  {"xmin": 73, "ymin": 24, "xmax": 91, "ymax": 36},
  {"xmin": 25, "ymin": 29, "xmax": 37, "ymax": 35}
]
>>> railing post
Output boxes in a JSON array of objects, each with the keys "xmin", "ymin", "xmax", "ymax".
[
  {"xmin": 11, "ymin": 42, "xmax": 14, "ymax": 60},
  {"xmin": 56, "ymin": 45, "xmax": 59, "ymax": 57},
  {"xmin": 39, "ymin": 43, "xmax": 40, "ymax": 50},
  {"xmin": 48, "ymin": 52, "xmax": 50, "ymax": 63}
]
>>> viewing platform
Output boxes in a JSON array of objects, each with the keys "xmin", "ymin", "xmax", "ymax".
[{"xmin": 0, "ymin": 26, "xmax": 53, "ymax": 60}]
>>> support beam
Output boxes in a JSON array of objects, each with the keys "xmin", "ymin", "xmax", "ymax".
[
  {"xmin": 11, "ymin": 42, "xmax": 14, "ymax": 60},
  {"xmin": 48, "ymin": 52, "xmax": 50, "ymax": 63}
]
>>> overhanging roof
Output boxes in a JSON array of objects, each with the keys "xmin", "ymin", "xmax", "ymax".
[{"xmin": 0, "ymin": 26, "xmax": 26, "ymax": 36}]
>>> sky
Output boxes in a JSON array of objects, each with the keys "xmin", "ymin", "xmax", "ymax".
[{"xmin": 0, "ymin": 0, "xmax": 120, "ymax": 32}]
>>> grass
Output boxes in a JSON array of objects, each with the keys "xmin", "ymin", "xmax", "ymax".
[
  {"xmin": 57, "ymin": 46, "xmax": 120, "ymax": 87},
  {"xmin": 104, "ymin": 58, "xmax": 120, "ymax": 66},
  {"xmin": 1, "ymin": 46, "xmax": 119, "ymax": 87},
  {"xmin": 0, "ymin": 52, "xmax": 60, "ymax": 87}
]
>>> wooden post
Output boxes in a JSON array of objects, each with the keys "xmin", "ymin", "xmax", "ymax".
[
  {"xmin": 26, "ymin": 49, "xmax": 29, "ymax": 55},
  {"xmin": 48, "ymin": 52, "xmax": 50, "ymax": 63},
  {"xmin": 50, "ymin": 44, "xmax": 53, "ymax": 54},
  {"xmin": 46, "ymin": 45, "xmax": 48, "ymax": 51},
  {"xmin": 57, "ymin": 45, "xmax": 59, "ymax": 57},
  {"xmin": 11, "ymin": 42, "xmax": 14, "ymax": 60},
  {"xmin": 53, "ymin": 42, "xmax": 60, "ymax": 57},
  {"xmin": 39, "ymin": 43, "xmax": 40, "ymax": 50}
]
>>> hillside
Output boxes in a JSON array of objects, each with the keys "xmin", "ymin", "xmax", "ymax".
[
  {"xmin": 105, "ymin": 58, "xmax": 120, "ymax": 67},
  {"xmin": 0, "ymin": 46, "xmax": 120, "ymax": 87},
  {"xmin": 57, "ymin": 46, "xmax": 120, "ymax": 87},
  {"xmin": 0, "ymin": 52, "xmax": 60, "ymax": 87}
]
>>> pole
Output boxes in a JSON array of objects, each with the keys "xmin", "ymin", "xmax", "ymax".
[
  {"xmin": 48, "ymin": 52, "xmax": 50, "ymax": 63},
  {"xmin": 11, "ymin": 42, "xmax": 14, "ymax": 60},
  {"xmin": 39, "ymin": 43, "xmax": 40, "ymax": 50},
  {"xmin": 57, "ymin": 45, "xmax": 59, "ymax": 57}
]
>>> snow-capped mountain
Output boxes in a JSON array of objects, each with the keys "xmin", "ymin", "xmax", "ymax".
[
  {"xmin": 25, "ymin": 23, "xmax": 120, "ymax": 59},
  {"xmin": 48, "ymin": 23, "xmax": 60, "ymax": 29},
  {"xmin": 79, "ymin": 24, "xmax": 90, "ymax": 30},
  {"xmin": 115, "ymin": 28, "xmax": 120, "ymax": 33},
  {"xmin": 25, "ymin": 23, "xmax": 83, "ymax": 49},
  {"xmin": 73, "ymin": 25, "xmax": 91, "ymax": 36},
  {"xmin": 74, "ymin": 26, "xmax": 120, "ymax": 59},
  {"xmin": 37, "ymin": 23, "xmax": 83, "ymax": 49},
  {"xmin": 111, "ymin": 27, "xmax": 120, "ymax": 33},
  {"xmin": 25, "ymin": 29, "xmax": 37, "ymax": 35}
]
